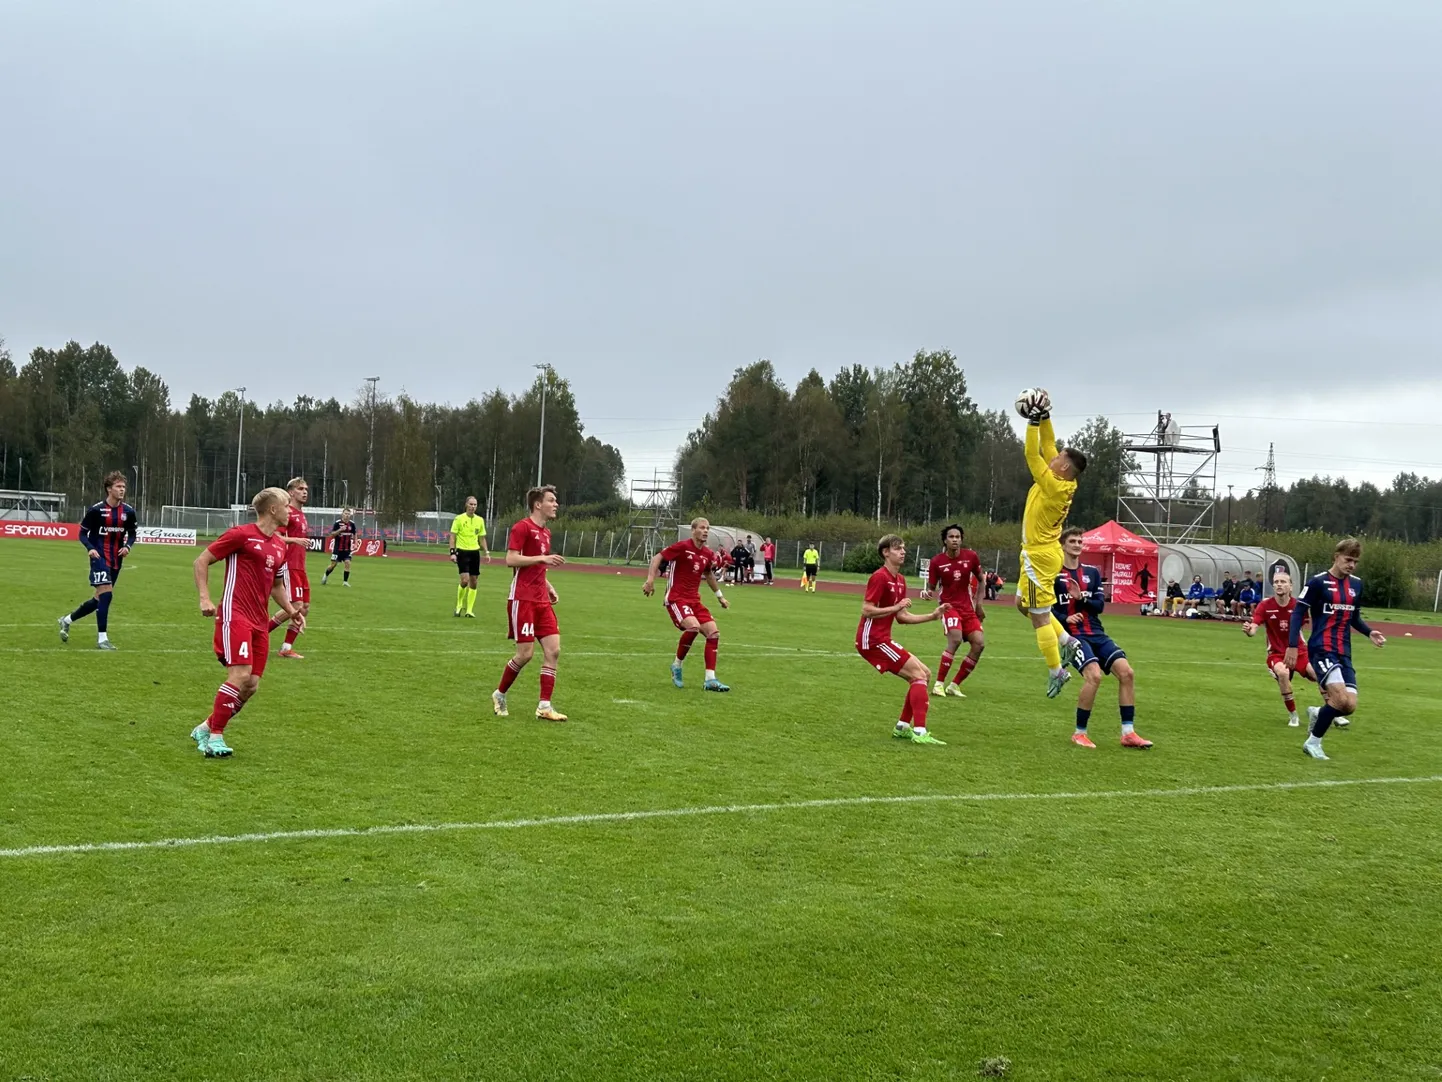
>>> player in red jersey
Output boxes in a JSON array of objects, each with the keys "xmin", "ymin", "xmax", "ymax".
[
  {"xmin": 919, "ymin": 524, "xmax": 986, "ymax": 698},
  {"xmin": 643, "ymin": 517, "xmax": 731, "ymax": 692},
  {"xmin": 190, "ymin": 487, "xmax": 305, "ymax": 757},
  {"xmin": 493, "ymin": 485, "xmax": 568, "ymax": 722},
  {"xmin": 857, "ymin": 534, "xmax": 951, "ymax": 745},
  {"xmin": 266, "ymin": 477, "xmax": 312, "ymax": 659},
  {"xmin": 1244, "ymin": 569, "xmax": 1317, "ymax": 727}
]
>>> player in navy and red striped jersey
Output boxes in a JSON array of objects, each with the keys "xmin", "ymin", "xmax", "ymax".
[
  {"xmin": 1244, "ymin": 569, "xmax": 1317, "ymax": 727},
  {"xmin": 321, "ymin": 507, "xmax": 358, "ymax": 586},
  {"xmin": 643, "ymin": 517, "xmax": 732, "ymax": 692},
  {"xmin": 58, "ymin": 470, "xmax": 138, "ymax": 650},
  {"xmin": 493, "ymin": 485, "xmax": 568, "ymax": 722},
  {"xmin": 1053, "ymin": 526, "xmax": 1152, "ymax": 749},
  {"xmin": 857, "ymin": 534, "xmax": 951, "ymax": 746},
  {"xmin": 1289, "ymin": 538, "xmax": 1386, "ymax": 760},
  {"xmin": 190, "ymin": 487, "xmax": 304, "ymax": 757},
  {"xmin": 920, "ymin": 524, "xmax": 986, "ymax": 698},
  {"xmin": 266, "ymin": 477, "xmax": 312, "ymax": 658}
]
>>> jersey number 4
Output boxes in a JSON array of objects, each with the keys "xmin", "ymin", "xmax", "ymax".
[{"xmin": 238, "ymin": 641, "xmax": 250, "ymax": 659}]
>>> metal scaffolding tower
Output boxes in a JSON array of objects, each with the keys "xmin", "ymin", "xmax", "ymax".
[
  {"xmin": 1255, "ymin": 442, "xmax": 1280, "ymax": 530},
  {"xmin": 625, "ymin": 470, "xmax": 682, "ymax": 565},
  {"xmin": 1117, "ymin": 411, "xmax": 1221, "ymax": 544}
]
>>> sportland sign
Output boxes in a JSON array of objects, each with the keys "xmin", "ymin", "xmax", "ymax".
[{"xmin": 1, "ymin": 520, "xmax": 82, "ymax": 540}]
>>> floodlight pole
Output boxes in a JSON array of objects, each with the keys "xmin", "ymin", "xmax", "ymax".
[
  {"xmin": 1226, "ymin": 485, "xmax": 1234, "ymax": 544},
  {"xmin": 364, "ymin": 377, "xmax": 380, "ymax": 511},
  {"xmin": 534, "ymin": 364, "xmax": 551, "ymax": 486},
  {"xmin": 232, "ymin": 386, "xmax": 247, "ymax": 506}
]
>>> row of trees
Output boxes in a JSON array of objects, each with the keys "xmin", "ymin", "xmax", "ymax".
[
  {"xmin": 676, "ymin": 353, "xmax": 1442, "ymax": 545},
  {"xmin": 0, "ymin": 340, "xmax": 625, "ymax": 519},
  {"xmin": 674, "ymin": 352, "xmax": 1131, "ymax": 528}
]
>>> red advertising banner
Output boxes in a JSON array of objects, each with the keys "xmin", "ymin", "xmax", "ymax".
[
  {"xmin": 2, "ymin": 520, "xmax": 81, "ymax": 541},
  {"xmin": 307, "ymin": 536, "xmax": 386, "ymax": 556}
]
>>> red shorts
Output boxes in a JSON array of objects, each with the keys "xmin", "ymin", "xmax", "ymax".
[
  {"xmin": 508, "ymin": 599, "xmax": 559, "ymax": 643},
  {"xmin": 943, "ymin": 610, "xmax": 983, "ymax": 638},
  {"xmin": 1268, "ymin": 649, "xmax": 1311, "ymax": 679},
  {"xmin": 288, "ymin": 568, "xmax": 310, "ymax": 604},
  {"xmin": 213, "ymin": 617, "xmax": 270, "ymax": 676},
  {"xmin": 666, "ymin": 600, "xmax": 714, "ymax": 630},
  {"xmin": 856, "ymin": 639, "xmax": 912, "ymax": 675}
]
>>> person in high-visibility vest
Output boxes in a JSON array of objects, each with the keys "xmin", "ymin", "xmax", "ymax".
[{"xmin": 801, "ymin": 544, "xmax": 820, "ymax": 593}]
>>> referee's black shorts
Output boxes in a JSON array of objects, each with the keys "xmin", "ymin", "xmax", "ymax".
[{"xmin": 455, "ymin": 549, "xmax": 481, "ymax": 576}]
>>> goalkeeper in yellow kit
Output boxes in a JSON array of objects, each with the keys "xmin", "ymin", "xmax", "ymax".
[{"xmin": 1017, "ymin": 392, "xmax": 1089, "ymax": 697}]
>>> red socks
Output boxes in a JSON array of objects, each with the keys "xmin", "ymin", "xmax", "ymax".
[
  {"xmin": 907, "ymin": 680, "xmax": 929, "ymax": 729},
  {"xmin": 498, "ymin": 659, "xmax": 523, "ymax": 694},
  {"xmin": 540, "ymin": 666, "xmax": 556, "ymax": 702},
  {"xmin": 268, "ymin": 611, "xmax": 288, "ymax": 632},
  {"xmin": 937, "ymin": 651, "xmax": 955, "ymax": 682},
  {"xmin": 207, "ymin": 683, "xmax": 242, "ymax": 733},
  {"xmin": 954, "ymin": 655, "xmax": 978, "ymax": 684},
  {"xmin": 677, "ymin": 630, "xmax": 698, "ymax": 660},
  {"xmin": 1284, "ymin": 694, "xmax": 1296, "ymax": 714},
  {"xmin": 283, "ymin": 625, "xmax": 300, "ymax": 648},
  {"xmin": 704, "ymin": 634, "xmax": 718, "ymax": 670}
]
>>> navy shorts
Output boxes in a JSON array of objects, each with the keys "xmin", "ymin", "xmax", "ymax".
[
  {"xmin": 1074, "ymin": 633, "xmax": 1126, "ymax": 675},
  {"xmin": 89, "ymin": 557, "xmax": 121, "ymax": 588},
  {"xmin": 1312, "ymin": 652, "xmax": 1357, "ymax": 692}
]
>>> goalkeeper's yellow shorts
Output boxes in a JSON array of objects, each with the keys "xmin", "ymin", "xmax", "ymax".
[{"xmin": 1018, "ymin": 545, "xmax": 1062, "ymax": 613}]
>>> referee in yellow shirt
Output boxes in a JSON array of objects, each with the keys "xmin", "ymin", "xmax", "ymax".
[
  {"xmin": 449, "ymin": 495, "xmax": 490, "ymax": 617},
  {"xmin": 1017, "ymin": 393, "xmax": 1088, "ymax": 697}
]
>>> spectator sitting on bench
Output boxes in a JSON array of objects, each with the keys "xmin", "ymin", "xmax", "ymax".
[
  {"xmin": 1186, "ymin": 576, "xmax": 1206, "ymax": 610},
  {"xmin": 1218, "ymin": 573, "xmax": 1238, "ymax": 618},
  {"xmin": 1165, "ymin": 579, "xmax": 1186, "ymax": 615}
]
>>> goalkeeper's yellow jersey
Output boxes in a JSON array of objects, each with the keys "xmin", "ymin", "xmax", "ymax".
[
  {"xmin": 449, "ymin": 513, "xmax": 487, "ymax": 551},
  {"xmin": 1021, "ymin": 417, "xmax": 1077, "ymax": 550}
]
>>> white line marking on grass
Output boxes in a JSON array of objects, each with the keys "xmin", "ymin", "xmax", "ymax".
[{"xmin": 3, "ymin": 775, "xmax": 1438, "ymax": 861}]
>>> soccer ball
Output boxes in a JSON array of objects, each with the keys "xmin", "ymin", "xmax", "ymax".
[{"xmin": 1014, "ymin": 387, "xmax": 1050, "ymax": 420}]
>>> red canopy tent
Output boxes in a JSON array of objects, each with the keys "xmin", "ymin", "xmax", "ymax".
[{"xmin": 1079, "ymin": 521, "xmax": 1159, "ymax": 603}]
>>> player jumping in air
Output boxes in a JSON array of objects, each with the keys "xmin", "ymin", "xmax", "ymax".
[
  {"xmin": 321, "ymin": 507, "xmax": 358, "ymax": 586},
  {"xmin": 643, "ymin": 517, "xmax": 731, "ymax": 692},
  {"xmin": 919, "ymin": 524, "xmax": 985, "ymax": 698},
  {"xmin": 267, "ymin": 477, "xmax": 312, "ymax": 659},
  {"xmin": 449, "ymin": 495, "xmax": 490, "ymax": 617},
  {"xmin": 1244, "ymin": 569, "xmax": 1317, "ymax": 727},
  {"xmin": 1290, "ymin": 538, "xmax": 1386, "ymax": 760},
  {"xmin": 1017, "ymin": 392, "xmax": 1088, "ymax": 697},
  {"xmin": 1054, "ymin": 527, "xmax": 1152, "ymax": 748},
  {"xmin": 58, "ymin": 470, "xmax": 137, "ymax": 650},
  {"xmin": 857, "ymin": 534, "xmax": 951, "ymax": 746},
  {"xmin": 493, "ymin": 485, "xmax": 567, "ymax": 722},
  {"xmin": 191, "ymin": 487, "xmax": 305, "ymax": 757}
]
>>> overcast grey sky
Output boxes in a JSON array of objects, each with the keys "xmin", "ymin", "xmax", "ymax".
[{"xmin": 4, "ymin": 1, "xmax": 1440, "ymax": 495}]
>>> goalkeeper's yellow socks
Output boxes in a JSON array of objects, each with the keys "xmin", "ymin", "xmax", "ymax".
[{"xmin": 1035, "ymin": 621, "xmax": 1063, "ymax": 673}]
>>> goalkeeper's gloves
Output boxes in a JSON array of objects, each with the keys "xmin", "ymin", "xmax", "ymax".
[{"xmin": 1030, "ymin": 409, "xmax": 1050, "ymax": 423}]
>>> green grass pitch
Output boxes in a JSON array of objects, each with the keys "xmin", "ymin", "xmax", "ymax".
[{"xmin": 2, "ymin": 538, "xmax": 1441, "ymax": 1081}]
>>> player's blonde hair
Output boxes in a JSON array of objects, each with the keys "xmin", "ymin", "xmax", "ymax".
[
  {"xmin": 877, "ymin": 533, "xmax": 903, "ymax": 557},
  {"xmin": 286, "ymin": 476, "xmax": 308, "ymax": 492},
  {"xmin": 1335, "ymin": 538, "xmax": 1362, "ymax": 558},
  {"xmin": 253, "ymin": 487, "xmax": 289, "ymax": 516}
]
